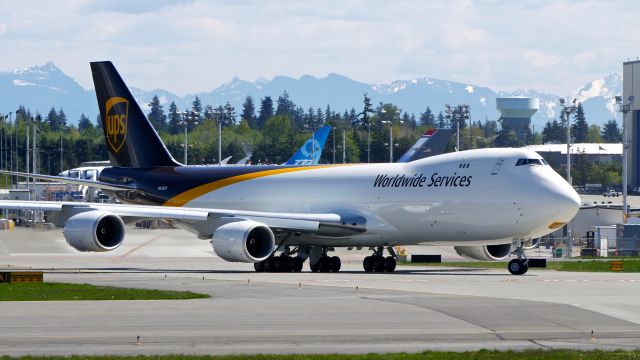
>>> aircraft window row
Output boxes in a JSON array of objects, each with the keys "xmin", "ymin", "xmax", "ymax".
[{"xmin": 515, "ymin": 158, "xmax": 545, "ymax": 166}]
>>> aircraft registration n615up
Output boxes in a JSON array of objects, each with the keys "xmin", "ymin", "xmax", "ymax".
[{"xmin": 0, "ymin": 61, "xmax": 581, "ymax": 275}]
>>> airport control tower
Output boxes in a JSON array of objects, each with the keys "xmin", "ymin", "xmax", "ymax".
[{"xmin": 496, "ymin": 97, "xmax": 539, "ymax": 143}]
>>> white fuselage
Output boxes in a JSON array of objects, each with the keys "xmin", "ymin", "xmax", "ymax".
[{"xmin": 177, "ymin": 148, "xmax": 580, "ymax": 247}]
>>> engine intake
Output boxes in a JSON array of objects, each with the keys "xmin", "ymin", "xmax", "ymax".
[
  {"xmin": 454, "ymin": 243, "xmax": 512, "ymax": 261},
  {"xmin": 212, "ymin": 220, "xmax": 275, "ymax": 263},
  {"xmin": 63, "ymin": 211, "xmax": 125, "ymax": 252}
]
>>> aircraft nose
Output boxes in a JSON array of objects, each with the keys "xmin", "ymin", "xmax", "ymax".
[
  {"xmin": 541, "ymin": 172, "xmax": 581, "ymax": 223},
  {"xmin": 557, "ymin": 182, "xmax": 582, "ymax": 214}
]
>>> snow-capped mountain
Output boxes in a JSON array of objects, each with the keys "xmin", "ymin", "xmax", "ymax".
[
  {"xmin": 0, "ymin": 62, "xmax": 623, "ymax": 129},
  {"xmin": 0, "ymin": 62, "xmax": 96, "ymax": 121}
]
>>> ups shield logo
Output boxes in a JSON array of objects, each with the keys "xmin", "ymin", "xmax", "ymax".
[{"xmin": 105, "ymin": 97, "xmax": 129, "ymax": 153}]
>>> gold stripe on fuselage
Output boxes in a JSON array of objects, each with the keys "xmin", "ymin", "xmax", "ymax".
[{"xmin": 162, "ymin": 165, "xmax": 344, "ymax": 207}]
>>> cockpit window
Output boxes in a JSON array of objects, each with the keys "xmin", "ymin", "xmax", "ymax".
[{"xmin": 516, "ymin": 158, "xmax": 544, "ymax": 166}]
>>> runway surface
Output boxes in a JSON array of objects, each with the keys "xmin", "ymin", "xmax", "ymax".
[{"xmin": 1, "ymin": 227, "xmax": 640, "ymax": 356}]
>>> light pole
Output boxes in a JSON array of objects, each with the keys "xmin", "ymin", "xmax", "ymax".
[
  {"xmin": 461, "ymin": 105, "xmax": 470, "ymax": 150},
  {"xmin": 332, "ymin": 127, "xmax": 336, "ymax": 164},
  {"xmin": 559, "ymin": 98, "xmax": 577, "ymax": 259},
  {"xmin": 559, "ymin": 98, "xmax": 577, "ymax": 184},
  {"xmin": 381, "ymin": 108, "xmax": 401, "ymax": 163},
  {"xmin": 60, "ymin": 132, "xmax": 63, "ymax": 173},
  {"xmin": 207, "ymin": 108, "xmax": 224, "ymax": 166},
  {"xmin": 444, "ymin": 104, "xmax": 469, "ymax": 151},
  {"xmin": 367, "ymin": 122, "xmax": 371, "ymax": 163},
  {"xmin": 342, "ymin": 129, "xmax": 346, "ymax": 164},
  {"xmin": 616, "ymin": 95, "xmax": 634, "ymax": 223},
  {"xmin": 178, "ymin": 111, "xmax": 197, "ymax": 165}
]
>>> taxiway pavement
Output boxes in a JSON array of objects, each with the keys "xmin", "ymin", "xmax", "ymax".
[{"xmin": 1, "ymin": 227, "xmax": 639, "ymax": 356}]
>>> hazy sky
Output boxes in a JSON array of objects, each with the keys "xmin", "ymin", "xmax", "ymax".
[{"xmin": 0, "ymin": 0, "xmax": 637, "ymax": 95}]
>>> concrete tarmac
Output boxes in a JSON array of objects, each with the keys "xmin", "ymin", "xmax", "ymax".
[{"xmin": 1, "ymin": 227, "xmax": 640, "ymax": 356}]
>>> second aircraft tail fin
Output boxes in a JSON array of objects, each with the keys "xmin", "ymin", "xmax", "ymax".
[{"xmin": 284, "ymin": 125, "xmax": 332, "ymax": 165}]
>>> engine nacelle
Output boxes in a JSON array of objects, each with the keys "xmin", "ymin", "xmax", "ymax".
[
  {"xmin": 63, "ymin": 211, "xmax": 125, "ymax": 252},
  {"xmin": 212, "ymin": 220, "xmax": 275, "ymax": 263},
  {"xmin": 454, "ymin": 243, "xmax": 512, "ymax": 261}
]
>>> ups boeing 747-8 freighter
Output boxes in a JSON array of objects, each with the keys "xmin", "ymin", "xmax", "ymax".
[{"xmin": 0, "ymin": 61, "xmax": 580, "ymax": 275}]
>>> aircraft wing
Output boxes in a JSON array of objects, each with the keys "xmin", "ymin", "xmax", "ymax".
[
  {"xmin": 0, "ymin": 170, "xmax": 136, "ymax": 191},
  {"xmin": 0, "ymin": 200, "xmax": 342, "ymax": 232}
]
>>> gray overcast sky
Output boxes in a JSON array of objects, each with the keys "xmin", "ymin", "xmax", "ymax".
[{"xmin": 0, "ymin": 0, "xmax": 637, "ymax": 96}]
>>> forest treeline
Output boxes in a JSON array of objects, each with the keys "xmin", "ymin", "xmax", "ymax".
[{"xmin": 0, "ymin": 92, "xmax": 624, "ymax": 186}]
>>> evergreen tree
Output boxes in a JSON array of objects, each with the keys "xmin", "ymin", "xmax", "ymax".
[
  {"xmin": 46, "ymin": 107, "xmax": 60, "ymax": 131},
  {"xmin": 57, "ymin": 108, "xmax": 67, "ymax": 129},
  {"xmin": 494, "ymin": 115, "xmax": 518, "ymax": 147},
  {"xmin": 223, "ymin": 102, "xmax": 236, "ymax": 126},
  {"xmin": 315, "ymin": 108, "xmax": 324, "ymax": 126},
  {"xmin": 167, "ymin": 101, "xmax": 181, "ymax": 135},
  {"xmin": 191, "ymin": 96, "xmax": 203, "ymax": 122},
  {"xmin": 436, "ymin": 111, "xmax": 446, "ymax": 128},
  {"xmin": 241, "ymin": 96, "xmax": 257, "ymax": 129},
  {"xmin": 571, "ymin": 103, "xmax": 588, "ymax": 143},
  {"xmin": 409, "ymin": 113, "xmax": 417, "ymax": 128},
  {"xmin": 147, "ymin": 95, "xmax": 166, "ymax": 131},
  {"xmin": 601, "ymin": 119, "xmax": 622, "ymax": 142},
  {"xmin": 325, "ymin": 105, "xmax": 333, "ymax": 122},
  {"xmin": 542, "ymin": 119, "xmax": 566, "ymax": 143},
  {"xmin": 349, "ymin": 108, "xmax": 357, "ymax": 123},
  {"xmin": 359, "ymin": 92, "xmax": 373, "ymax": 127},
  {"xmin": 257, "ymin": 96, "xmax": 274, "ymax": 128},
  {"xmin": 78, "ymin": 113, "xmax": 92, "ymax": 132},
  {"xmin": 419, "ymin": 106, "xmax": 435, "ymax": 127},
  {"xmin": 275, "ymin": 91, "xmax": 295, "ymax": 119}
]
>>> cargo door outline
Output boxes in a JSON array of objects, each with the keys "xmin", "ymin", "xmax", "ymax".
[{"xmin": 491, "ymin": 158, "xmax": 505, "ymax": 175}]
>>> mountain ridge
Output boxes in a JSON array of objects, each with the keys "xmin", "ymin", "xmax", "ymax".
[{"xmin": 0, "ymin": 62, "xmax": 622, "ymax": 129}]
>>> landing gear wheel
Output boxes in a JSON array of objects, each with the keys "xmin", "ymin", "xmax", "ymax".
[
  {"xmin": 279, "ymin": 255, "xmax": 292, "ymax": 272},
  {"xmin": 317, "ymin": 256, "xmax": 330, "ymax": 273},
  {"xmin": 254, "ymin": 261, "xmax": 265, "ymax": 272},
  {"xmin": 508, "ymin": 259, "xmax": 528, "ymax": 275},
  {"xmin": 363, "ymin": 256, "xmax": 374, "ymax": 272},
  {"xmin": 330, "ymin": 256, "xmax": 341, "ymax": 272},
  {"xmin": 372, "ymin": 256, "xmax": 385, "ymax": 272},
  {"xmin": 384, "ymin": 256, "xmax": 396, "ymax": 272},
  {"xmin": 271, "ymin": 257, "xmax": 284, "ymax": 272},
  {"xmin": 293, "ymin": 257, "xmax": 304, "ymax": 273}
]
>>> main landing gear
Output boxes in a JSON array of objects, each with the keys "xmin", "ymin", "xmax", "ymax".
[
  {"xmin": 309, "ymin": 248, "xmax": 341, "ymax": 273},
  {"xmin": 363, "ymin": 246, "xmax": 397, "ymax": 273},
  {"xmin": 254, "ymin": 247, "xmax": 305, "ymax": 273},
  {"xmin": 508, "ymin": 240, "xmax": 529, "ymax": 275}
]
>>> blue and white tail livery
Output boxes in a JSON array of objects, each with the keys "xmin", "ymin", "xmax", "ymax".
[{"xmin": 284, "ymin": 125, "xmax": 332, "ymax": 165}]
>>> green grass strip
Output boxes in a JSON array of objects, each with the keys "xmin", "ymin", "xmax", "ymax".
[
  {"xmin": 2, "ymin": 349, "xmax": 640, "ymax": 359},
  {"xmin": 400, "ymin": 258, "xmax": 640, "ymax": 272},
  {"xmin": 0, "ymin": 282, "xmax": 209, "ymax": 301}
]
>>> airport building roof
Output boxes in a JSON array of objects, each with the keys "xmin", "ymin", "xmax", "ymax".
[{"xmin": 525, "ymin": 143, "xmax": 622, "ymax": 155}]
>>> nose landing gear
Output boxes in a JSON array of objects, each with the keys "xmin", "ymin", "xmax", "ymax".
[
  {"xmin": 363, "ymin": 246, "xmax": 397, "ymax": 273},
  {"xmin": 508, "ymin": 240, "xmax": 529, "ymax": 275}
]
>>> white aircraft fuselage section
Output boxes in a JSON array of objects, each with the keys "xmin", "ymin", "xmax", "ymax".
[{"xmin": 168, "ymin": 148, "xmax": 579, "ymax": 247}]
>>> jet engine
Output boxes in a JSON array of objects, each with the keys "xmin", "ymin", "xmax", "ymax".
[
  {"xmin": 454, "ymin": 243, "xmax": 512, "ymax": 261},
  {"xmin": 63, "ymin": 211, "xmax": 125, "ymax": 252},
  {"xmin": 211, "ymin": 220, "xmax": 275, "ymax": 263}
]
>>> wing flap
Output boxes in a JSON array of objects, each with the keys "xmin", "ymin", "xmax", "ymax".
[{"xmin": 0, "ymin": 170, "xmax": 135, "ymax": 191}]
